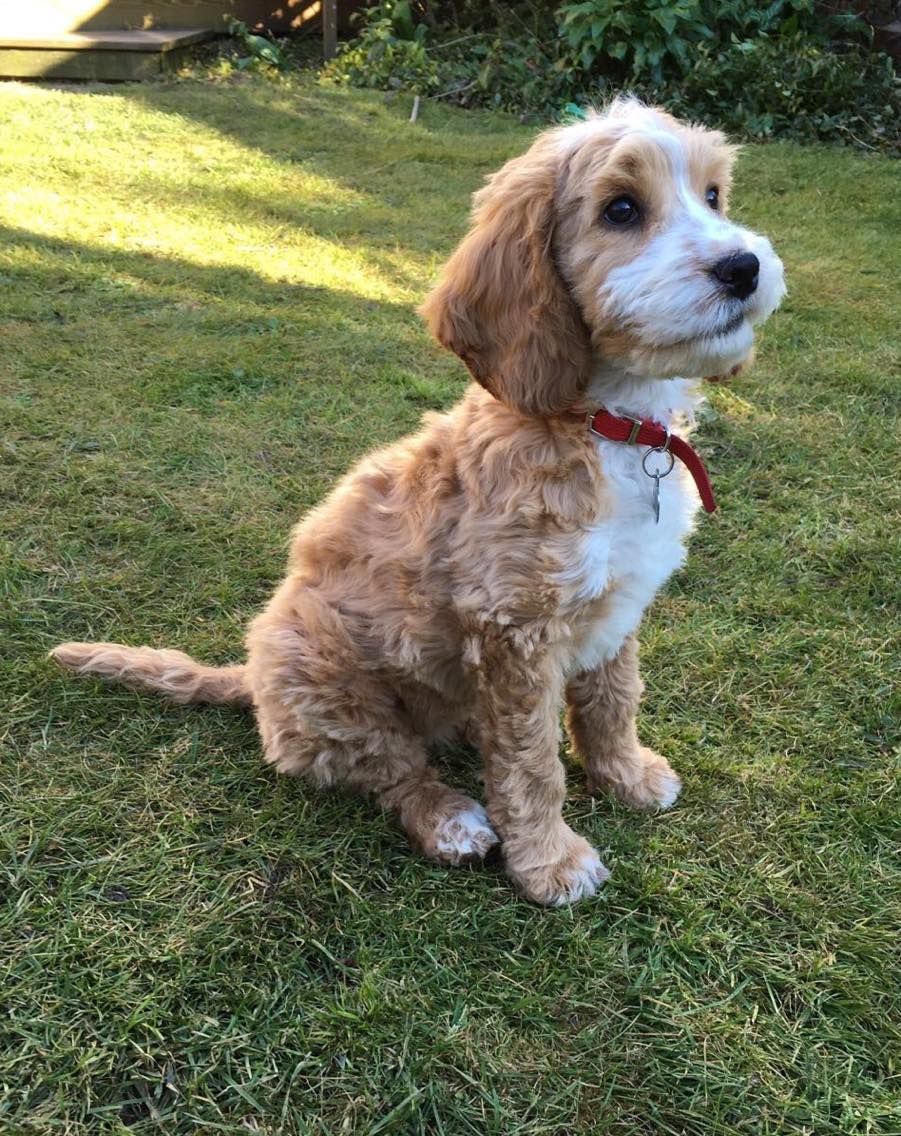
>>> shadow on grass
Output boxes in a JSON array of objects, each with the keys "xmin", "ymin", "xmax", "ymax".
[
  {"xmin": 4, "ymin": 218, "xmax": 413, "ymax": 308},
  {"xmin": 115, "ymin": 72, "xmax": 514, "ymax": 180},
  {"xmin": 29, "ymin": 73, "xmax": 518, "ymax": 293},
  {"xmin": 2, "ymin": 220, "xmax": 450, "ymax": 412}
]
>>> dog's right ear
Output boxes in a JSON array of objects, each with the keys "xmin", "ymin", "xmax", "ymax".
[{"xmin": 419, "ymin": 133, "xmax": 592, "ymax": 418}]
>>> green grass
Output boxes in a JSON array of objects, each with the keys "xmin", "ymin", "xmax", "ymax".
[{"xmin": 1, "ymin": 73, "xmax": 899, "ymax": 1136}]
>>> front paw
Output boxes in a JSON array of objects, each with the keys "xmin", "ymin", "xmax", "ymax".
[
  {"xmin": 507, "ymin": 828, "xmax": 609, "ymax": 907},
  {"xmin": 416, "ymin": 797, "xmax": 499, "ymax": 867},
  {"xmin": 589, "ymin": 746, "xmax": 681, "ymax": 810}
]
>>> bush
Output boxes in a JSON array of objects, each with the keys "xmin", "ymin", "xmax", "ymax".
[
  {"xmin": 558, "ymin": 0, "xmax": 864, "ymax": 83},
  {"xmin": 656, "ymin": 34, "xmax": 900, "ymax": 148},
  {"xmin": 561, "ymin": 0, "xmax": 710, "ymax": 82},
  {"xmin": 325, "ymin": 1, "xmax": 440, "ymax": 94},
  {"xmin": 322, "ymin": 0, "xmax": 900, "ymax": 152},
  {"xmin": 226, "ymin": 18, "xmax": 288, "ymax": 71}
]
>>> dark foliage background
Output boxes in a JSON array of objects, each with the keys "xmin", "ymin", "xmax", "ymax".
[{"xmin": 322, "ymin": 0, "xmax": 900, "ymax": 151}]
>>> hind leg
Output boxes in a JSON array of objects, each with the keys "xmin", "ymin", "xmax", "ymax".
[
  {"xmin": 246, "ymin": 592, "xmax": 497, "ymax": 865},
  {"xmin": 255, "ymin": 691, "xmax": 498, "ymax": 865}
]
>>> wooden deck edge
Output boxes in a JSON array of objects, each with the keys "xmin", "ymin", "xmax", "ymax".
[
  {"xmin": 0, "ymin": 39, "xmax": 210, "ymax": 79},
  {"xmin": 0, "ymin": 28, "xmax": 216, "ymax": 53}
]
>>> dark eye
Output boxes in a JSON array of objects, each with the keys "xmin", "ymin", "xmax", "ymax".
[
  {"xmin": 603, "ymin": 196, "xmax": 640, "ymax": 226},
  {"xmin": 705, "ymin": 185, "xmax": 720, "ymax": 210}
]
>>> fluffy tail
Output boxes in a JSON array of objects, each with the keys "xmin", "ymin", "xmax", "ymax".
[{"xmin": 50, "ymin": 641, "xmax": 251, "ymax": 707}]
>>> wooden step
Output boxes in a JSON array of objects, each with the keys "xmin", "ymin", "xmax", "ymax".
[{"xmin": 0, "ymin": 27, "xmax": 215, "ymax": 81}]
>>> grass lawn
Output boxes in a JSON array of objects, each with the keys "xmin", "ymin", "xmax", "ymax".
[{"xmin": 2, "ymin": 72, "xmax": 899, "ymax": 1136}]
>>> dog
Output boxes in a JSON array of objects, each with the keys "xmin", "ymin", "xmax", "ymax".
[{"xmin": 51, "ymin": 99, "xmax": 785, "ymax": 905}]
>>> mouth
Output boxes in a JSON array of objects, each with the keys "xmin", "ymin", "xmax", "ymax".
[
  {"xmin": 713, "ymin": 312, "xmax": 745, "ymax": 337},
  {"xmin": 651, "ymin": 311, "xmax": 746, "ymax": 351}
]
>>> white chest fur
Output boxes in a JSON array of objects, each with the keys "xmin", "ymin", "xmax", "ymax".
[{"xmin": 559, "ymin": 376, "xmax": 704, "ymax": 674}]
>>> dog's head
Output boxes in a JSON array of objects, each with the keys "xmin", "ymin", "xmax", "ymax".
[{"xmin": 421, "ymin": 99, "xmax": 785, "ymax": 416}]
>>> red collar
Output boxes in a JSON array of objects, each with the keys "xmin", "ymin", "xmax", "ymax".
[{"xmin": 583, "ymin": 408, "xmax": 717, "ymax": 513}]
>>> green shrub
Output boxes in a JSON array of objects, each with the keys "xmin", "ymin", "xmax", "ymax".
[
  {"xmin": 323, "ymin": 1, "xmax": 440, "ymax": 93},
  {"xmin": 561, "ymin": 0, "xmax": 710, "ymax": 82},
  {"xmin": 562, "ymin": 0, "xmax": 884, "ymax": 83},
  {"xmin": 226, "ymin": 18, "xmax": 287, "ymax": 71},
  {"xmin": 654, "ymin": 34, "xmax": 900, "ymax": 149},
  {"xmin": 322, "ymin": 0, "xmax": 900, "ymax": 152}
]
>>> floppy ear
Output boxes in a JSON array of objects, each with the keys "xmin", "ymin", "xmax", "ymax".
[{"xmin": 420, "ymin": 133, "xmax": 592, "ymax": 417}]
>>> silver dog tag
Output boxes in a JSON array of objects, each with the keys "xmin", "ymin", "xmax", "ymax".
[
  {"xmin": 642, "ymin": 447, "xmax": 676, "ymax": 525},
  {"xmin": 651, "ymin": 474, "xmax": 661, "ymax": 523}
]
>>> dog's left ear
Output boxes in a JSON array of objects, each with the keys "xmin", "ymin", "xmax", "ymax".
[{"xmin": 420, "ymin": 133, "xmax": 592, "ymax": 417}]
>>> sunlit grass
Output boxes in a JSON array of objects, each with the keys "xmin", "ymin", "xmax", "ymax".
[{"xmin": 2, "ymin": 73, "xmax": 899, "ymax": 1136}]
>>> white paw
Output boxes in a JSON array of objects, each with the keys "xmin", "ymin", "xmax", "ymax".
[
  {"xmin": 434, "ymin": 803, "xmax": 499, "ymax": 865},
  {"xmin": 551, "ymin": 849, "xmax": 611, "ymax": 907},
  {"xmin": 654, "ymin": 768, "xmax": 682, "ymax": 809}
]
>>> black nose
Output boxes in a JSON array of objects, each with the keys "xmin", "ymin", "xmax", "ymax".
[{"xmin": 712, "ymin": 251, "xmax": 759, "ymax": 301}]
